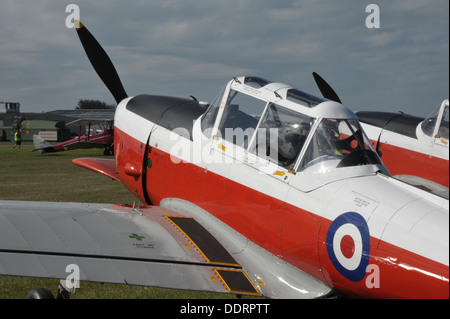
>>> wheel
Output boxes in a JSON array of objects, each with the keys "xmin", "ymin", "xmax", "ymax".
[{"xmin": 25, "ymin": 288, "xmax": 55, "ymax": 299}]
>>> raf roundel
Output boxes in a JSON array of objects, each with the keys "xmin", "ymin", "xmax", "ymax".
[{"xmin": 326, "ymin": 212, "xmax": 371, "ymax": 282}]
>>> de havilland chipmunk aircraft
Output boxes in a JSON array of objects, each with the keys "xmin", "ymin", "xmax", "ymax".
[
  {"xmin": 32, "ymin": 118, "xmax": 114, "ymax": 156},
  {"xmin": 357, "ymin": 99, "xmax": 449, "ymax": 188},
  {"xmin": 0, "ymin": 22, "xmax": 448, "ymax": 299}
]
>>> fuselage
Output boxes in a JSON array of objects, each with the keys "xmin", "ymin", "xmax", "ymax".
[
  {"xmin": 362, "ymin": 126, "xmax": 449, "ymax": 187},
  {"xmin": 37, "ymin": 130, "xmax": 114, "ymax": 154},
  {"xmin": 112, "ymin": 80, "xmax": 449, "ymax": 298},
  {"xmin": 55, "ymin": 130, "xmax": 114, "ymax": 152}
]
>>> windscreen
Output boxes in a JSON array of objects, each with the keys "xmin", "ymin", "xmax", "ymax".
[
  {"xmin": 299, "ymin": 118, "xmax": 382, "ymax": 173},
  {"xmin": 421, "ymin": 103, "xmax": 449, "ymax": 139}
]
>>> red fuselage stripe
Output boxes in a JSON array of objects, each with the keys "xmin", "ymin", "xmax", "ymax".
[{"xmin": 375, "ymin": 141, "xmax": 449, "ymax": 187}]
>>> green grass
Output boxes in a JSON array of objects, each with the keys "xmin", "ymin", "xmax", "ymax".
[
  {"xmin": 0, "ymin": 142, "xmax": 252, "ymax": 299},
  {"xmin": 0, "ymin": 142, "xmax": 138, "ymax": 204}
]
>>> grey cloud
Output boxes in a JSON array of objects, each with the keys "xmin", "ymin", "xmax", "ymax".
[{"xmin": 0, "ymin": 1, "xmax": 448, "ymax": 117}]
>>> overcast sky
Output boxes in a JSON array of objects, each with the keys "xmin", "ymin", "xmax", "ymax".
[{"xmin": 0, "ymin": 1, "xmax": 448, "ymax": 117}]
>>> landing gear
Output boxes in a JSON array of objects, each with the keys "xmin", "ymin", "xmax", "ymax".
[
  {"xmin": 26, "ymin": 288, "xmax": 54, "ymax": 299},
  {"xmin": 103, "ymin": 144, "xmax": 114, "ymax": 156},
  {"xmin": 25, "ymin": 280, "xmax": 77, "ymax": 299}
]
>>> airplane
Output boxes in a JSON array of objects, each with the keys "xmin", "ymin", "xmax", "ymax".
[
  {"xmin": 357, "ymin": 100, "xmax": 449, "ymax": 189},
  {"xmin": 32, "ymin": 119, "xmax": 114, "ymax": 155},
  {"xmin": 0, "ymin": 21, "xmax": 448, "ymax": 299}
]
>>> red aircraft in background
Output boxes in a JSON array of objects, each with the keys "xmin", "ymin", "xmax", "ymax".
[
  {"xmin": 32, "ymin": 119, "xmax": 114, "ymax": 155},
  {"xmin": 357, "ymin": 99, "xmax": 449, "ymax": 189}
]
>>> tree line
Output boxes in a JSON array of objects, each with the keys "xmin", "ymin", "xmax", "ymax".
[{"xmin": 75, "ymin": 99, "xmax": 115, "ymax": 109}]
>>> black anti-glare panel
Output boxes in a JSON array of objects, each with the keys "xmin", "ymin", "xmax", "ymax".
[
  {"xmin": 357, "ymin": 111, "xmax": 424, "ymax": 139},
  {"xmin": 126, "ymin": 95, "xmax": 206, "ymax": 140}
]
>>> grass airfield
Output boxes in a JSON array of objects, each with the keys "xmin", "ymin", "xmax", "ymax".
[{"xmin": 0, "ymin": 141, "xmax": 249, "ymax": 299}]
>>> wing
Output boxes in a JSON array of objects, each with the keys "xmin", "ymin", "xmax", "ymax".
[
  {"xmin": 65, "ymin": 119, "xmax": 114, "ymax": 127},
  {"xmin": 0, "ymin": 199, "xmax": 331, "ymax": 298},
  {"xmin": 58, "ymin": 140, "xmax": 111, "ymax": 150}
]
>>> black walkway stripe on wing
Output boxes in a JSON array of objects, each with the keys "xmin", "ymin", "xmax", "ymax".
[
  {"xmin": 215, "ymin": 269, "xmax": 261, "ymax": 295},
  {"xmin": 166, "ymin": 216, "xmax": 240, "ymax": 267},
  {"xmin": 165, "ymin": 216, "xmax": 261, "ymax": 296}
]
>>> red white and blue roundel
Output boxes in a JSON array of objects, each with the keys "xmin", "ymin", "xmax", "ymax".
[{"xmin": 326, "ymin": 212, "xmax": 370, "ymax": 282}]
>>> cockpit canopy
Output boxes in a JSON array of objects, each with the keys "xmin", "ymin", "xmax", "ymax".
[{"xmin": 201, "ymin": 76, "xmax": 383, "ymax": 174}]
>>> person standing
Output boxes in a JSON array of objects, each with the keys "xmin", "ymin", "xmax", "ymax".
[{"xmin": 13, "ymin": 130, "xmax": 21, "ymax": 149}]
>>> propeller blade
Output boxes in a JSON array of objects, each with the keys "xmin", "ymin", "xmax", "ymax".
[
  {"xmin": 75, "ymin": 21, "xmax": 128, "ymax": 104},
  {"xmin": 312, "ymin": 72, "xmax": 342, "ymax": 104}
]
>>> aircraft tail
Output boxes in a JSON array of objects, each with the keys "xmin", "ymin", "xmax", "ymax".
[{"xmin": 32, "ymin": 135, "xmax": 54, "ymax": 153}]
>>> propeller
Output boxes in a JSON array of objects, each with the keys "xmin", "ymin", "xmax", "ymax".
[
  {"xmin": 75, "ymin": 21, "xmax": 128, "ymax": 104},
  {"xmin": 312, "ymin": 72, "xmax": 342, "ymax": 104}
]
